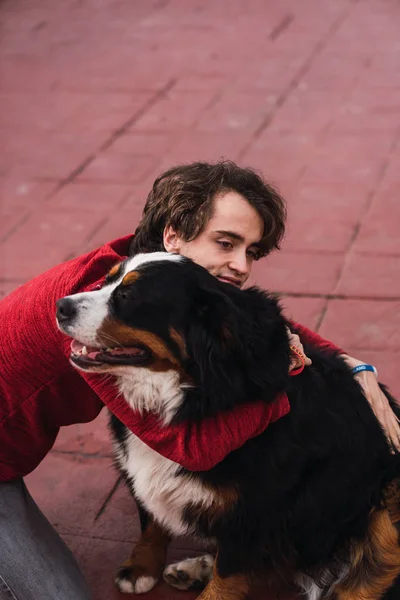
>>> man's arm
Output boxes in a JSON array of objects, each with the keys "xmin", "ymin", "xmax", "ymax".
[{"xmin": 80, "ymin": 370, "xmax": 290, "ymax": 471}]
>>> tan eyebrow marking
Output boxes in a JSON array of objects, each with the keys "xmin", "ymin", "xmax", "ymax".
[
  {"xmin": 108, "ymin": 263, "xmax": 122, "ymax": 279},
  {"xmin": 169, "ymin": 327, "xmax": 187, "ymax": 359},
  {"xmin": 122, "ymin": 271, "xmax": 140, "ymax": 286}
]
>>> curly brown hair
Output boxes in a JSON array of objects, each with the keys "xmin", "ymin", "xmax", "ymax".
[{"xmin": 129, "ymin": 161, "xmax": 287, "ymax": 257}]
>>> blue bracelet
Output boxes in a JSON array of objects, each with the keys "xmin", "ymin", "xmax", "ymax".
[{"xmin": 352, "ymin": 364, "xmax": 378, "ymax": 376}]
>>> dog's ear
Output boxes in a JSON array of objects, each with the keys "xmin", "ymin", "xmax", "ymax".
[{"xmin": 177, "ymin": 284, "xmax": 291, "ymax": 422}]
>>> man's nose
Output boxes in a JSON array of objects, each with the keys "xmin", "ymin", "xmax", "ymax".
[
  {"xmin": 56, "ymin": 297, "xmax": 77, "ymax": 323},
  {"xmin": 229, "ymin": 253, "xmax": 249, "ymax": 275}
]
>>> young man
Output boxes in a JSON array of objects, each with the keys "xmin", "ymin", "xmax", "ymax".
[{"xmin": 0, "ymin": 161, "xmax": 398, "ymax": 600}]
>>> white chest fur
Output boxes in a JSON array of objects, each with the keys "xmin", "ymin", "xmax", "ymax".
[{"xmin": 115, "ymin": 432, "xmax": 217, "ymax": 537}]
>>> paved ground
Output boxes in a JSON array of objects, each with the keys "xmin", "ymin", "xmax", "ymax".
[{"xmin": 2, "ymin": 0, "xmax": 400, "ymax": 598}]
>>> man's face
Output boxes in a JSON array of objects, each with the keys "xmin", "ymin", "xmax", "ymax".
[{"xmin": 163, "ymin": 191, "xmax": 264, "ymax": 288}]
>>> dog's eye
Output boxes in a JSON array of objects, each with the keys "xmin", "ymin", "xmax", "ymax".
[
  {"xmin": 114, "ymin": 287, "xmax": 128, "ymax": 300},
  {"xmin": 112, "ymin": 286, "xmax": 131, "ymax": 314}
]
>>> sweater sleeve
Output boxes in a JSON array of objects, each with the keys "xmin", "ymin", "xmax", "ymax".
[
  {"xmin": 79, "ymin": 369, "xmax": 290, "ymax": 471},
  {"xmin": 289, "ymin": 321, "xmax": 346, "ymax": 355}
]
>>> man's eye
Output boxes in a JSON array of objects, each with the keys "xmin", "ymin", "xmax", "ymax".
[
  {"xmin": 247, "ymin": 249, "xmax": 262, "ymax": 261},
  {"xmin": 218, "ymin": 240, "xmax": 233, "ymax": 250}
]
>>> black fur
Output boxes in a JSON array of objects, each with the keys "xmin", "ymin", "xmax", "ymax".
[{"xmin": 108, "ymin": 257, "xmax": 400, "ymax": 596}]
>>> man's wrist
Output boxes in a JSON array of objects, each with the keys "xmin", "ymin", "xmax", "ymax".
[{"xmin": 340, "ymin": 354, "xmax": 378, "ymax": 377}]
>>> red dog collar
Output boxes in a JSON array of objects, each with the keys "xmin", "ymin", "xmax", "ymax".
[{"xmin": 289, "ymin": 345, "xmax": 306, "ymax": 376}]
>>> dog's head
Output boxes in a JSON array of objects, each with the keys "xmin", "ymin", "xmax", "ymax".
[{"xmin": 57, "ymin": 252, "xmax": 290, "ymax": 423}]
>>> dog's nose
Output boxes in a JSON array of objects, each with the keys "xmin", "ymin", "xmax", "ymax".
[{"xmin": 56, "ymin": 297, "xmax": 77, "ymax": 323}]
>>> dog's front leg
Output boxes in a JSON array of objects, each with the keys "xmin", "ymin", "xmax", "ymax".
[
  {"xmin": 197, "ymin": 551, "xmax": 251, "ymax": 600},
  {"xmin": 115, "ymin": 508, "xmax": 171, "ymax": 594}
]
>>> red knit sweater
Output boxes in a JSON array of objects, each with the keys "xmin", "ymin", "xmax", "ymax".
[{"xmin": 0, "ymin": 236, "xmax": 342, "ymax": 482}]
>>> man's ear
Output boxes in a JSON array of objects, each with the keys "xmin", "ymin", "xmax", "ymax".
[{"xmin": 163, "ymin": 225, "xmax": 182, "ymax": 253}]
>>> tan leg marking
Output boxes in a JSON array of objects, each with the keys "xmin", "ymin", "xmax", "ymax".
[
  {"xmin": 115, "ymin": 521, "xmax": 171, "ymax": 594},
  {"xmin": 332, "ymin": 508, "xmax": 400, "ymax": 599},
  {"xmin": 197, "ymin": 565, "xmax": 250, "ymax": 600}
]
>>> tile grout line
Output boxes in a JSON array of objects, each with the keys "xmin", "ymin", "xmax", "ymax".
[{"xmin": 94, "ymin": 477, "xmax": 122, "ymax": 522}]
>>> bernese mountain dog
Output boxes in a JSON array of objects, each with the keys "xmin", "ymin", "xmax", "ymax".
[{"xmin": 57, "ymin": 252, "xmax": 400, "ymax": 600}]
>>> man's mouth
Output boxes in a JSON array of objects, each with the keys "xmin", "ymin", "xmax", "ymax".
[
  {"xmin": 217, "ymin": 276, "xmax": 242, "ymax": 288},
  {"xmin": 70, "ymin": 339, "xmax": 151, "ymax": 368}
]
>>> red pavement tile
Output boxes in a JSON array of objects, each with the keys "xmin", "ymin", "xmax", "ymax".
[
  {"xmin": 279, "ymin": 296, "xmax": 326, "ymax": 331},
  {"xmin": 288, "ymin": 182, "xmax": 371, "ymax": 222},
  {"xmin": 1, "ymin": 208, "xmax": 106, "ymax": 280},
  {"xmin": 249, "ymin": 251, "xmax": 343, "ymax": 295},
  {"xmin": 352, "ymin": 188, "xmax": 400, "ymax": 255},
  {"xmin": 25, "ymin": 453, "xmax": 119, "ymax": 536},
  {"xmin": 133, "ymin": 90, "xmax": 216, "ymax": 131},
  {"xmin": 15, "ymin": 133, "xmax": 105, "ymax": 180},
  {"xmin": 120, "ymin": 183, "xmax": 155, "ymax": 210},
  {"xmin": 251, "ymin": 130, "xmax": 319, "ymax": 154},
  {"xmin": 381, "ymin": 153, "xmax": 400, "ymax": 186},
  {"xmin": 173, "ymin": 74, "xmax": 232, "ymax": 93},
  {"xmin": 49, "ymin": 183, "xmax": 131, "ymax": 212},
  {"xmin": 77, "ymin": 153, "xmax": 158, "ymax": 184},
  {"xmin": 357, "ymin": 67, "xmax": 400, "ymax": 89},
  {"xmin": 63, "ymin": 534, "xmax": 137, "ymax": 600},
  {"xmin": 335, "ymin": 253, "xmax": 400, "ymax": 298},
  {"xmin": 80, "ymin": 207, "xmax": 142, "ymax": 254},
  {"xmin": 268, "ymin": 90, "xmax": 345, "ymax": 133},
  {"xmin": 196, "ymin": 91, "xmax": 275, "ymax": 133},
  {"xmin": 89, "ymin": 478, "xmax": 141, "ymax": 543},
  {"xmin": 317, "ymin": 130, "xmax": 396, "ymax": 158},
  {"xmin": 302, "ymin": 146, "xmax": 386, "ymax": 185},
  {"xmin": 0, "ymin": 206, "xmax": 30, "ymax": 241},
  {"xmin": 0, "ymin": 280, "xmax": 26, "ymax": 299},
  {"xmin": 0, "ymin": 91, "xmax": 87, "ymax": 133},
  {"xmin": 0, "ymin": 59, "xmax": 60, "ymax": 93},
  {"xmin": 59, "ymin": 92, "xmax": 155, "ymax": 134},
  {"xmin": 110, "ymin": 132, "xmax": 179, "ymax": 156},
  {"xmin": 333, "ymin": 96, "xmax": 400, "ymax": 132},
  {"xmin": 158, "ymin": 131, "xmax": 250, "ymax": 167},
  {"xmin": 347, "ymin": 87, "xmax": 400, "ymax": 113},
  {"xmin": 240, "ymin": 149, "xmax": 306, "ymax": 186},
  {"xmin": 300, "ymin": 52, "xmax": 362, "ymax": 90},
  {"xmin": 319, "ymin": 299, "xmax": 400, "ymax": 351},
  {"xmin": 284, "ymin": 215, "xmax": 356, "ymax": 252},
  {"xmin": 66, "ymin": 67, "xmax": 176, "ymax": 95},
  {"xmin": 0, "ymin": 178, "xmax": 57, "ymax": 209},
  {"xmin": 233, "ymin": 58, "xmax": 303, "ymax": 93}
]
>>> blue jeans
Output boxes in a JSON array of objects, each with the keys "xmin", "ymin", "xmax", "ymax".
[{"xmin": 0, "ymin": 479, "xmax": 91, "ymax": 600}]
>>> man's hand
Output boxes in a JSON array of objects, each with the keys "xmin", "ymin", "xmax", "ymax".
[
  {"xmin": 341, "ymin": 354, "xmax": 400, "ymax": 452},
  {"xmin": 286, "ymin": 327, "xmax": 312, "ymax": 372}
]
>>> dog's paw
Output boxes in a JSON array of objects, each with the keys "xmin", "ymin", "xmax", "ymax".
[
  {"xmin": 163, "ymin": 554, "xmax": 214, "ymax": 590},
  {"xmin": 115, "ymin": 566, "xmax": 158, "ymax": 594}
]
